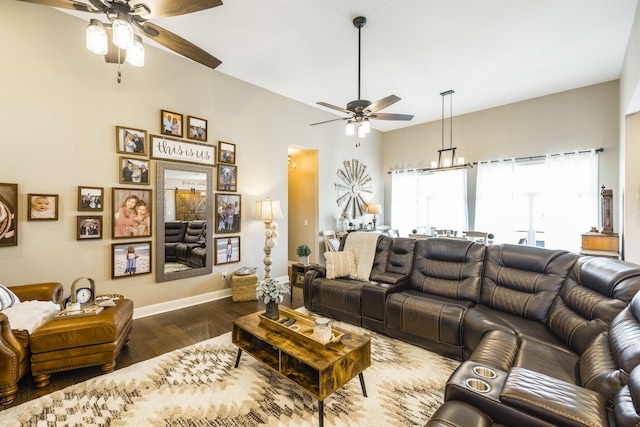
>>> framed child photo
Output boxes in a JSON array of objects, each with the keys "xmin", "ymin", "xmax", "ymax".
[
  {"xmin": 0, "ymin": 183, "xmax": 18, "ymax": 247},
  {"xmin": 217, "ymin": 164, "xmax": 237, "ymax": 192},
  {"xmin": 215, "ymin": 193, "xmax": 241, "ymax": 233},
  {"xmin": 187, "ymin": 116, "xmax": 208, "ymax": 142},
  {"xmin": 215, "ymin": 236, "xmax": 240, "ymax": 265},
  {"xmin": 218, "ymin": 141, "xmax": 236, "ymax": 164},
  {"xmin": 161, "ymin": 110, "xmax": 183, "ymax": 138},
  {"xmin": 112, "ymin": 188, "xmax": 152, "ymax": 239},
  {"xmin": 119, "ymin": 157, "xmax": 150, "ymax": 185},
  {"xmin": 77, "ymin": 216, "xmax": 102, "ymax": 240},
  {"xmin": 78, "ymin": 186, "xmax": 104, "ymax": 211},
  {"xmin": 28, "ymin": 194, "xmax": 58, "ymax": 221},
  {"xmin": 116, "ymin": 126, "xmax": 148, "ymax": 156},
  {"xmin": 112, "ymin": 241, "xmax": 152, "ymax": 279}
]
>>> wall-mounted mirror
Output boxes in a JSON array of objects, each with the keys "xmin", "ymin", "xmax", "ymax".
[{"xmin": 156, "ymin": 161, "xmax": 213, "ymax": 283}]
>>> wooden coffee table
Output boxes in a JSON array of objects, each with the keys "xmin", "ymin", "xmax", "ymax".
[{"xmin": 232, "ymin": 307, "xmax": 371, "ymax": 426}]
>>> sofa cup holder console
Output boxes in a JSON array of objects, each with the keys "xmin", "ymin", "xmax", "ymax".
[{"xmin": 446, "ymin": 362, "xmax": 506, "ymax": 403}]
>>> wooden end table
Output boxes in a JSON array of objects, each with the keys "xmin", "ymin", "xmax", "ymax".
[
  {"xmin": 290, "ymin": 263, "xmax": 317, "ymax": 302},
  {"xmin": 232, "ymin": 307, "xmax": 371, "ymax": 426}
]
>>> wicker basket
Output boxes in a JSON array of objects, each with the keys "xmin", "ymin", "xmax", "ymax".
[{"xmin": 231, "ymin": 273, "xmax": 258, "ymax": 302}]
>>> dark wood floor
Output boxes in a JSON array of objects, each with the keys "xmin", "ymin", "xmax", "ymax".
[{"xmin": 2, "ymin": 286, "xmax": 305, "ymax": 410}]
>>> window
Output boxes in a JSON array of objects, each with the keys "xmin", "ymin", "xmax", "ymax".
[
  {"xmin": 392, "ymin": 169, "xmax": 468, "ymax": 237},
  {"xmin": 475, "ymin": 151, "xmax": 598, "ymax": 251}
]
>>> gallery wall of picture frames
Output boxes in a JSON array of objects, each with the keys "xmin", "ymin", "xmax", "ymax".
[{"xmin": 1, "ymin": 108, "xmax": 245, "ymax": 277}]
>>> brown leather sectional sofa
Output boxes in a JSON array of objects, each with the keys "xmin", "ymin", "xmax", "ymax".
[{"xmin": 303, "ymin": 233, "xmax": 640, "ymax": 426}]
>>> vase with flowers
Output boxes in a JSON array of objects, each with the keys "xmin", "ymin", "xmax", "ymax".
[{"xmin": 256, "ymin": 278, "xmax": 290, "ymax": 320}]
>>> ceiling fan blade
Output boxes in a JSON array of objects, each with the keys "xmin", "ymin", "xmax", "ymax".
[
  {"xmin": 140, "ymin": 0, "xmax": 223, "ymax": 19},
  {"xmin": 368, "ymin": 112, "xmax": 414, "ymax": 121},
  {"xmin": 317, "ymin": 102, "xmax": 353, "ymax": 115},
  {"xmin": 365, "ymin": 95, "xmax": 400, "ymax": 113},
  {"xmin": 140, "ymin": 22, "xmax": 221, "ymax": 69},
  {"xmin": 309, "ymin": 117, "xmax": 349, "ymax": 126},
  {"xmin": 16, "ymin": 0, "xmax": 95, "ymax": 12}
]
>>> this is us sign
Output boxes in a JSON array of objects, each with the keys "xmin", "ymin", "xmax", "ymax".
[{"xmin": 150, "ymin": 135, "xmax": 215, "ymax": 166}]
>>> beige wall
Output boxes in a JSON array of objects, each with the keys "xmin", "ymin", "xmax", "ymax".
[
  {"xmin": 382, "ymin": 81, "xmax": 620, "ymax": 244},
  {"xmin": 0, "ymin": 2, "xmax": 384, "ymax": 312}
]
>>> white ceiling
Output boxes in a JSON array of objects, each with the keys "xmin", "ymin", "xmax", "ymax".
[{"xmin": 67, "ymin": 0, "xmax": 640, "ymax": 132}]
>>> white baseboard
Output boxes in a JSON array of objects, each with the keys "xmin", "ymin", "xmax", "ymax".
[{"xmin": 132, "ymin": 275, "xmax": 290, "ymax": 319}]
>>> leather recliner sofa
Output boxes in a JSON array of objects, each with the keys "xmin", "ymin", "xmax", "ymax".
[
  {"xmin": 164, "ymin": 220, "xmax": 207, "ymax": 268},
  {"xmin": 303, "ymin": 233, "xmax": 640, "ymax": 426}
]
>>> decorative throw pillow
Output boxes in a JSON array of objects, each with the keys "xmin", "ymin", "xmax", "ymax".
[
  {"xmin": 0, "ymin": 285, "xmax": 20, "ymax": 310},
  {"xmin": 325, "ymin": 249, "xmax": 357, "ymax": 279}
]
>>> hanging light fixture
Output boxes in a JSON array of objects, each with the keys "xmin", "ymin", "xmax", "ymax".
[
  {"xmin": 112, "ymin": 12, "xmax": 134, "ymax": 49},
  {"xmin": 126, "ymin": 35, "xmax": 145, "ymax": 67},
  {"xmin": 86, "ymin": 19, "xmax": 108, "ymax": 55},
  {"xmin": 423, "ymin": 90, "xmax": 473, "ymax": 173}
]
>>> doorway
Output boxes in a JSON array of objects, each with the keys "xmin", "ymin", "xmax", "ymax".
[{"xmin": 287, "ymin": 148, "xmax": 319, "ymax": 264}]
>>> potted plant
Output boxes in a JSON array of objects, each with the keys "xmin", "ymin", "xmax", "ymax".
[
  {"xmin": 487, "ymin": 233, "xmax": 495, "ymax": 245},
  {"xmin": 297, "ymin": 244, "xmax": 311, "ymax": 265},
  {"xmin": 256, "ymin": 278, "xmax": 289, "ymax": 320}
]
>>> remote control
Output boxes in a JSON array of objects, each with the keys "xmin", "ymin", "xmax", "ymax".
[
  {"xmin": 285, "ymin": 318, "xmax": 296, "ymax": 327},
  {"xmin": 278, "ymin": 317, "xmax": 289, "ymax": 324}
]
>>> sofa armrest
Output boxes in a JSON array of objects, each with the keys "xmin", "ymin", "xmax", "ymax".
[
  {"xmin": 9, "ymin": 282, "xmax": 64, "ymax": 305},
  {"xmin": 370, "ymin": 271, "xmax": 407, "ymax": 285},
  {"xmin": 500, "ymin": 367, "xmax": 608, "ymax": 427},
  {"xmin": 0, "ymin": 312, "xmax": 26, "ymax": 387},
  {"xmin": 303, "ymin": 267, "xmax": 325, "ymax": 309}
]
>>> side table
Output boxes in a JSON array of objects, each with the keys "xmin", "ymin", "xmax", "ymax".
[{"xmin": 290, "ymin": 263, "xmax": 317, "ymax": 302}]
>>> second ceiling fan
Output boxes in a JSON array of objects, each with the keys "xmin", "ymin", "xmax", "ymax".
[{"xmin": 311, "ymin": 16, "xmax": 413, "ymax": 137}]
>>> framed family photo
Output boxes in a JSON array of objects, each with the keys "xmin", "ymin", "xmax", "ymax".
[
  {"xmin": 217, "ymin": 164, "xmax": 237, "ymax": 192},
  {"xmin": 187, "ymin": 116, "xmax": 208, "ymax": 142},
  {"xmin": 119, "ymin": 157, "xmax": 150, "ymax": 185},
  {"xmin": 215, "ymin": 236, "xmax": 240, "ymax": 265},
  {"xmin": 161, "ymin": 110, "xmax": 183, "ymax": 138},
  {"xmin": 78, "ymin": 186, "xmax": 103, "ymax": 211},
  {"xmin": 0, "ymin": 183, "xmax": 17, "ymax": 247},
  {"xmin": 112, "ymin": 188, "xmax": 152, "ymax": 239},
  {"xmin": 112, "ymin": 241, "xmax": 152, "ymax": 279},
  {"xmin": 77, "ymin": 216, "xmax": 102, "ymax": 240},
  {"xmin": 116, "ymin": 126, "xmax": 148, "ymax": 156},
  {"xmin": 215, "ymin": 193, "xmax": 241, "ymax": 233},
  {"xmin": 28, "ymin": 194, "xmax": 58, "ymax": 221},
  {"xmin": 218, "ymin": 141, "xmax": 236, "ymax": 164}
]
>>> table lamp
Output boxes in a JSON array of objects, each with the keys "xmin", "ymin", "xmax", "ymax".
[
  {"xmin": 367, "ymin": 203, "xmax": 381, "ymax": 229},
  {"xmin": 255, "ymin": 198, "xmax": 283, "ymax": 279}
]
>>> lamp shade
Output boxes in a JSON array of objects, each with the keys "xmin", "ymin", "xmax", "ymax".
[
  {"xmin": 255, "ymin": 199, "xmax": 283, "ymax": 221},
  {"xmin": 367, "ymin": 204, "xmax": 381, "ymax": 215},
  {"xmin": 86, "ymin": 19, "xmax": 108, "ymax": 55}
]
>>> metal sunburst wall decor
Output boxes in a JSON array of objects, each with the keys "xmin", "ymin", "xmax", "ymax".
[{"xmin": 335, "ymin": 159, "xmax": 372, "ymax": 219}]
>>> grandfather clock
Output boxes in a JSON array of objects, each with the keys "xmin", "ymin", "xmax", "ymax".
[{"xmin": 601, "ymin": 185, "xmax": 614, "ymax": 234}]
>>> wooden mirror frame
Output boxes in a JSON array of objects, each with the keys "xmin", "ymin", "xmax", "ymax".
[{"xmin": 155, "ymin": 161, "xmax": 213, "ymax": 283}]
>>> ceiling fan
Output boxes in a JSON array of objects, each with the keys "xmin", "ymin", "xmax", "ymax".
[
  {"xmin": 311, "ymin": 16, "xmax": 413, "ymax": 137},
  {"xmin": 17, "ymin": 0, "xmax": 222, "ymax": 70}
]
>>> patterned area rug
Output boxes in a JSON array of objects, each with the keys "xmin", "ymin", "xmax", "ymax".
[{"xmin": 0, "ymin": 317, "xmax": 459, "ymax": 426}]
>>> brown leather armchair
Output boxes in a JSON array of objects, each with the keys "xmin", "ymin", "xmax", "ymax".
[{"xmin": 0, "ymin": 282, "xmax": 63, "ymax": 404}]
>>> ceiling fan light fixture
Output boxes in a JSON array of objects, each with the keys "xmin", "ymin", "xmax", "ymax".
[
  {"xmin": 86, "ymin": 19, "xmax": 108, "ymax": 55},
  {"xmin": 112, "ymin": 13, "xmax": 134, "ymax": 50},
  {"xmin": 346, "ymin": 120, "xmax": 355, "ymax": 136},
  {"xmin": 126, "ymin": 35, "xmax": 145, "ymax": 67},
  {"xmin": 361, "ymin": 118, "xmax": 371, "ymax": 134}
]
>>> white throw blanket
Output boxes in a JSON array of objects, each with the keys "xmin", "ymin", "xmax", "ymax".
[
  {"xmin": 2, "ymin": 300, "xmax": 60, "ymax": 333},
  {"xmin": 344, "ymin": 231, "xmax": 380, "ymax": 281}
]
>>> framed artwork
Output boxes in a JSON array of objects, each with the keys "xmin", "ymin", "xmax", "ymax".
[
  {"xmin": 218, "ymin": 141, "xmax": 236, "ymax": 164},
  {"xmin": 215, "ymin": 236, "xmax": 240, "ymax": 265},
  {"xmin": 0, "ymin": 183, "xmax": 17, "ymax": 247},
  {"xmin": 187, "ymin": 116, "xmax": 208, "ymax": 142},
  {"xmin": 150, "ymin": 135, "xmax": 216, "ymax": 166},
  {"xmin": 112, "ymin": 241, "xmax": 152, "ymax": 279},
  {"xmin": 119, "ymin": 157, "xmax": 150, "ymax": 185},
  {"xmin": 215, "ymin": 193, "xmax": 241, "ymax": 233},
  {"xmin": 112, "ymin": 188, "xmax": 152, "ymax": 239},
  {"xmin": 116, "ymin": 126, "xmax": 148, "ymax": 156},
  {"xmin": 78, "ymin": 186, "xmax": 104, "ymax": 211},
  {"xmin": 217, "ymin": 164, "xmax": 237, "ymax": 192},
  {"xmin": 27, "ymin": 194, "xmax": 58, "ymax": 221},
  {"xmin": 161, "ymin": 110, "xmax": 183, "ymax": 138},
  {"xmin": 77, "ymin": 216, "xmax": 102, "ymax": 240}
]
